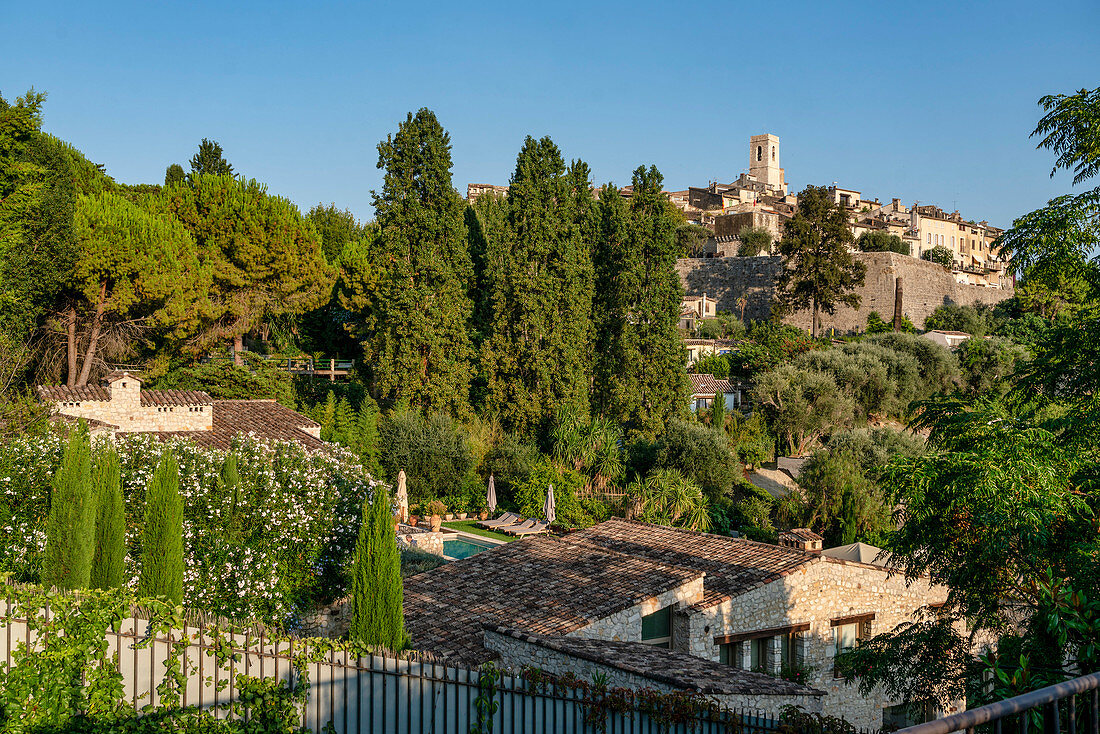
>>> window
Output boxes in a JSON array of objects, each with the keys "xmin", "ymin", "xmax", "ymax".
[
  {"xmin": 719, "ymin": 642, "xmax": 741, "ymax": 667},
  {"xmin": 832, "ymin": 614, "xmax": 873, "ymax": 675},
  {"xmin": 884, "ymin": 702, "xmax": 935, "ymax": 729},
  {"xmin": 757, "ymin": 146, "xmax": 763, "ymax": 162},
  {"xmin": 927, "ymin": 233, "xmax": 932, "ymax": 245},
  {"xmin": 641, "ymin": 605, "xmax": 673, "ymax": 648},
  {"xmin": 771, "ymin": 146, "xmax": 776, "ymax": 162},
  {"xmin": 717, "ymin": 625, "xmax": 808, "ymax": 672}
]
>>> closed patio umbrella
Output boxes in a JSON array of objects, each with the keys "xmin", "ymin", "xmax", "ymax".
[
  {"xmin": 396, "ymin": 469, "xmax": 408, "ymax": 523},
  {"xmin": 486, "ymin": 474, "xmax": 497, "ymax": 513},
  {"xmin": 544, "ymin": 483, "xmax": 556, "ymax": 525}
]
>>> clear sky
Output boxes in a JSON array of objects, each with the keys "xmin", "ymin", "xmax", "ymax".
[{"xmin": 4, "ymin": 1, "xmax": 1097, "ymax": 228}]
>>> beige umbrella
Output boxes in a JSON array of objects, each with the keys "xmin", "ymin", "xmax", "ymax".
[
  {"xmin": 486, "ymin": 474, "xmax": 497, "ymax": 513},
  {"xmin": 543, "ymin": 483, "xmax": 556, "ymax": 525},
  {"xmin": 396, "ymin": 469, "xmax": 408, "ymax": 523}
]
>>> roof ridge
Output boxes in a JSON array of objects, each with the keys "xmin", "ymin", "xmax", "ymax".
[
  {"xmin": 556, "ymin": 534, "xmax": 707, "ymax": 582},
  {"xmin": 592, "ymin": 517, "xmax": 818, "ymax": 560}
]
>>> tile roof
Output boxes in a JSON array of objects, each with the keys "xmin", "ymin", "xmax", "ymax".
[
  {"xmin": 487, "ymin": 627, "xmax": 823, "ymax": 697},
  {"xmin": 37, "ymin": 385, "xmax": 213, "ymax": 406},
  {"xmin": 159, "ymin": 400, "xmax": 323, "ymax": 450},
  {"xmin": 48, "ymin": 414, "xmax": 119, "ymax": 431},
  {"xmin": 403, "ymin": 534, "xmax": 704, "ymax": 664},
  {"xmin": 568, "ymin": 519, "xmax": 818, "ymax": 610},
  {"xmin": 688, "ymin": 373, "xmax": 721, "ymax": 396}
]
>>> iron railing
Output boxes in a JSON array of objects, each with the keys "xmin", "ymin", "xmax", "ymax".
[{"xmin": 897, "ymin": 672, "xmax": 1100, "ymax": 734}]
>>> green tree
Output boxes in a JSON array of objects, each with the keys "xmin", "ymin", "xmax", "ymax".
[
  {"xmin": 753, "ymin": 364, "xmax": 852, "ymax": 455},
  {"xmin": 355, "ymin": 397, "xmax": 382, "ymax": 476},
  {"xmin": 923, "ymin": 304, "xmax": 997, "ymax": 337},
  {"xmin": 164, "ymin": 163, "xmax": 185, "ymax": 187},
  {"xmin": 709, "ymin": 390, "xmax": 726, "ymax": 431},
  {"xmin": 41, "ymin": 423, "xmax": 95, "ymax": 590},
  {"xmin": 856, "ymin": 230, "xmax": 910, "ymax": 255},
  {"xmin": 591, "ymin": 167, "xmax": 687, "ymax": 437},
  {"xmin": 89, "ymin": 446, "xmax": 125, "ymax": 590},
  {"xmin": 774, "ymin": 185, "xmax": 866, "ymax": 337},
  {"xmin": 737, "ymin": 226, "xmax": 773, "ymax": 257},
  {"xmin": 167, "ymin": 175, "xmax": 333, "ymax": 364},
  {"xmin": 692, "ymin": 353, "xmax": 729, "ymax": 379},
  {"xmin": 138, "ymin": 452, "xmax": 184, "ymax": 604},
  {"xmin": 921, "ymin": 245, "xmax": 954, "ymax": 268},
  {"xmin": 378, "ymin": 409, "xmax": 474, "ymax": 500},
  {"xmin": 955, "ymin": 336, "xmax": 1028, "ymax": 395},
  {"xmin": 865, "ymin": 312, "xmax": 892, "ymax": 334},
  {"xmin": 675, "ymin": 223, "xmax": 712, "ymax": 257},
  {"xmin": 642, "ymin": 419, "xmax": 739, "ymax": 502},
  {"xmin": 479, "ymin": 137, "xmax": 594, "ymax": 435},
  {"xmin": 307, "ymin": 203, "xmax": 363, "ymax": 265},
  {"xmin": 340, "ymin": 110, "xmax": 475, "ymax": 416},
  {"xmin": 187, "ymin": 138, "xmax": 233, "ymax": 179},
  {"xmin": 349, "ymin": 484, "xmax": 405, "ymax": 648}
]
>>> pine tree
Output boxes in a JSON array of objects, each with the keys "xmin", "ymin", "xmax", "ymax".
[
  {"xmin": 319, "ymin": 391, "xmax": 337, "ymax": 441},
  {"xmin": 138, "ymin": 452, "xmax": 184, "ymax": 604},
  {"xmin": 333, "ymin": 396, "xmax": 355, "ymax": 447},
  {"xmin": 592, "ymin": 167, "xmax": 688, "ymax": 437},
  {"xmin": 42, "ymin": 423, "xmax": 96, "ymax": 590},
  {"xmin": 774, "ymin": 185, "xmax": 867, "ymax": 337},
  {"xmin": 340, "ymin": 109, "xmax": 475, "ymax": 416},
  {"xmin": 164, "ymin": 163, "xmax": 185, "ymax": 187},
  {"xmin": 349, "ymin": 483, "xmax": 405, "ymax": 648},
  {"xmin": 479, "ymin": 136, "xmax": 595, "ymax": 436},
  {"xmin": 187, "ymin": 138, "xmax": 233, "ymax": 179},
  {"xmin": 90, "ymin": 446, "xmax": 125, "ymax": 589}
]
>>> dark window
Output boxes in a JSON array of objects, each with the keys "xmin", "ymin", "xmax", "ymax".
[
  {"xmin": 757, "ymin": 146, "xmax": 762, "ymax": 162},
  {"xmin": 641, "ymin": 606, "xmax": 673, "ymax": 648}
]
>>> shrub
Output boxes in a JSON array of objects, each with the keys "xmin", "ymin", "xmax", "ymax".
[
  {"xmin": 865, "ymin": 311, "xmax": 893, "ymax": 334},
  {"xmin": 956, "ymin": 336, "xmax": 1029, "ymax": 394},
  {"xmin": 921, "ymin": 245, "xmax": 955, "ymax": 268},
  {"xmin": 139, "ymin": 452, "xmax": 184, "ymax": 604},
  {"xmin": 400, "ymin": 546, "xmax": 446, "ymax": 577},
  {"xmin": 865, "ymin": 331, "xmax": 959, "ymax": 398},
  {"xmin": 379, "ymin": 409, "xmax": 474, "ymax": 502},
  {"xmin": 728, "ymin": 411, "xmax": 774, "ymax": 466},
  {"xmin": 514, "ymin": 458, "xmax": 606, "ymax": 530},
  {"xmin": 692, "ymin": 353, "xmax": 729, "ymax": 379},
  {"xmin": 924, "ymin": 303, "xmax": 997, "ymax": 337},
  {"xmin": 152, "ymin": 352, "xmax": 297, "ymax": 407},
  {"xmin": 737, "ymin": 226, "xmax": 773, "ymax": 257},
  {"xmin": 857, "ymin": 230, "xmax": 910, "ymax": 255},
  {"xmin": 728, "ymin": 322, "xmax": 820, "ymax": 380},
  {"xmin": 350, "ymin": 483, "xmax": 405, "ymax": 649},
  {"xmin": 647, "ymin": 420, "xmax": 738, "ymax": 502},
  {"xmin": 753, "ymin": 365, "xmax": 852, "ymax": 456}
]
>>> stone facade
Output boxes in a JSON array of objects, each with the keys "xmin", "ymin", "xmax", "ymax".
[
  {"xmin": 396, "ymin": 525, "xmax": 444, "ymax": 556},
  {"xmin": 45, "ymin": 374, "xmax": 213, "ymax": 433},
  {"xmin": 676, "ymin": 557, "xmax": 951, "ymax": 730},
  {"xmin": 569, "ymin": 577, "xmax": 704, "ymax": 643},
  {"xmin": 676, "ymin": 252, "xmax": 1013, "ymax": 335},
  {"xmin": 484, "ymin": 629, "xmax": 824, "ymax": 717}
]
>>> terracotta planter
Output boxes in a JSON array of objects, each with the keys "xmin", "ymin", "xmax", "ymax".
[
  {"xmin": 444, "ymin": 513, "xmax": 454, "ymax": 521},
  {"xmin": 479, "ymin": 511, "xmax": 489, "ymax": 521},
  {"xmin": 430, "ymin": 515, "xmax": 442, "ymax": 532},
  {"xmin": 408, "ymin": 515, "xmax": 419, "ymax": 527},
  {"xmin": 457, "ymin": 512, "xmax": 468, "ymax": 520}
]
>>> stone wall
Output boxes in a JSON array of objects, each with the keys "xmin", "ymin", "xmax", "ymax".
[
  {"xmin": 396, "ymin": 525, "xmax": 444, "ymax": 556},
  {"xmin": 680, "ymin": 557, "xmax": 952, "ymax": 730},
  {"xmin": 483, "ymin": 629, "xmax": 824, "ymax": 717},
  {"xmin": 676, "ymin": 252, "xmax": 1013, "ymax": 335},
  {"xmin": 53, "ymin": 399, "xmax": 213, "ymax": 433},
  {"xmin": 569, "ymin": 577, "xmax": 704, "ymax": 643}
]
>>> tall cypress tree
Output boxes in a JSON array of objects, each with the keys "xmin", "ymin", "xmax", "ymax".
[
  {"xmin": 138, "ymin": 452, "xmax": 184, "ymax": 604},
  {"xmin": 480, "ymin": 136, "xmax": 595, "ymax": 436},
  {"xmin": 90, "ymin": 446, "xmax": 125, "ymax": 590},
  {"xmin": 42, "ymin": 423, "xmax": 96, "ymax": 590},
  {"xmin": 340, "ymin": 109, "xmax": 474, "ymax": 416},
  {"xmin": 355, "ymin": 397, "xmax": 382, "ymax": 477},
  {"xmin": 349, "ymin": 483, "xmax": 405, "ymax": 649},
  {"xmin": 592, "ymin": 166, "xmax": 688, "ymax": 437}
]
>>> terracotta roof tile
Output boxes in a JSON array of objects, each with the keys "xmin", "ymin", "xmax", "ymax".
[
  {"xmin": 37, "ymin": 385, "xmax": 213, "ymax": 407},
  {"xmin": 403, "ymin": 535, "xmax": 704, "ymax": 664},
  {"xmin": 487, "ymin": 627, "xmax": 823, "ymax": 697},
  {"xmin": 569, "ymin": 519, "xmax": 817, "ymax": 607},
  {"xmin": 159, "ymin": 400, "xmax": 323, "ymax": 451},
  {"xmin": 688, "ymin": 373, "xmax": 720, "ymax": 396}
]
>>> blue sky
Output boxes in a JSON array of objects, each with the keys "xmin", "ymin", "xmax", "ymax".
[{"xmin": 4, "ymin": 1, "xmax": 1097, "ymax": 227}]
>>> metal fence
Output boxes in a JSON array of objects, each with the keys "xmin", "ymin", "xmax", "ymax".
[{"xmin": 0, "ymin": 606, "xmax": 783, "ymax": 734}]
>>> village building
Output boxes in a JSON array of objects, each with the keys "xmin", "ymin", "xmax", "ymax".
[
  {"xmin": 922, "ymin": 329, "xmax": 973, "ymax": 349},
  {"xmin": 37, "ymin": 371, "xmax": 323, "ymax": 449},
  {"xmin": 403, "ymin": 519, "xmax": 953, "ymax": 729},
  {"xmin": 688, "ymin": 372, "xmax": 749, "ymax": 414}
]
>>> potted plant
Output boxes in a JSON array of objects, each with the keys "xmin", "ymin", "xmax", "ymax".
[
  {"xmin": 427, "ymin": 500, "xmax": 446, "ymax": 532},
  {"xmin": 452, "ymin": 495, "xmax": 468, "ymax": 520},
  {"xmin": 407, "ymin": 514, "xmax": 419, "ymax": 528}
]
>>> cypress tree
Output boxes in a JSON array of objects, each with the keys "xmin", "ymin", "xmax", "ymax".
[
  {"xmin": 138, "ymin": 452, "xmax": 184, "ymax": 604},
  {"xmin": 319, "ymin": 392, "xmax": 337, "ymax": 441},
  {"xmin": 710, "ymin": 391, "xmax": 727, "ymax": 433},
  {"xmin": 219, "ymin": 453, "xmax": 241, "ymax": 523},
  {"xmin": 592, "ymin": 166, "xmax": 688, "ymax": 437},
  {"xmin": 349, "ymin": 483, "xmax": 405, "ymax": 649},
  {"xmin": 333, "ymin": 396, "xmax": 354, "ymax": 447},
  {"xmin": 340, "ymin": 109, "xmax": 475, "ymax": 416},
  {"xmin": 480, "ymin": 136, "xmax": 595, "ymax": 436},
  {"xmin": 355, "ymin": 398, "xmax": 382, "ymax": 477},
  {"xmin": 90, "ymin": 446, "xmax": 126, "ymax": 589},
  {"xmin": 42, "ymin": 423, "xmax": 96, "ymax": 590}
]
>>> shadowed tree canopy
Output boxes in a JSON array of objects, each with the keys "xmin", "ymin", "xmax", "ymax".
[
  {"xmin": 164, "ymin": 163, "xmax": 185, "ymax": 187},
  {"xmin": 308, "ymin": 203, "xmax": 365, "ymax": 265},
  {"xmin": 339, "ymin": 109, "xmax": 475, "ymax": 416},
  {"xmin": 774, "ymin": 185, "xmax": 866, "ymax": 337},
  {"xmin": 592, "ymin": 166, "xmax": 688, "ymax": 438},
  {"xmin": 478, "ymin": 136, "xmax": 595, "ymax": 436},
  {"xmin": 166, "ymin": 175, "xmax": 334, "ymax": 363}
]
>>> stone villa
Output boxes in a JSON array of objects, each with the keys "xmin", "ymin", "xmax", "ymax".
[
  {"xmin": 403, "ymin": 518, "xmax": 951, "ymax": 730},
  {"xmin": 38, "ymin": 371, "xmax": 323, "ymax": 449}
]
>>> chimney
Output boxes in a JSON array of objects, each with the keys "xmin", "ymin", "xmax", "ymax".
[{"xmin": 779, "ymin": 528, "xmax": 823, "ymax": 553}]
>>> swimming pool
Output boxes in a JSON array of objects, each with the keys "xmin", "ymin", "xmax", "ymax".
[{"xmin": 442, "ymin": 536, "xmax": 498, "ymax": 560}]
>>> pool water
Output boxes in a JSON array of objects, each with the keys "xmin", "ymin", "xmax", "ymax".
[{"xmin": 443, "ymin": 536, "xmax": 497, "ymax": 559}]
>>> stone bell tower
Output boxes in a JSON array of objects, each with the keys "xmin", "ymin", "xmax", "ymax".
[{"xmin": 749, "ymin": 133, "xmax": 787, "ymax": 195}]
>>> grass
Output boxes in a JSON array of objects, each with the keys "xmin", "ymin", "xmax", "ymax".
[{"xmin": 441, "ymin": 520, "xmax": 515, "ymax": 542}]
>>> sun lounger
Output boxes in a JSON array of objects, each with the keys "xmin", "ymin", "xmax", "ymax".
[
  {"xmin": 500, "ymin": 518, "xmax": 539, "ymax": 536},
  {"xmin": 507, "ymin": 520, "xmax": 550, "ymax": 537},
  {"xmin": 477, "ymin": 512, "xmax": 521, "ymax": 529}
]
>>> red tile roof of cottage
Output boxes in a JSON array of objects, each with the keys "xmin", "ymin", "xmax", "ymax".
[
  {"xmin": 37, "ymin": 384, "xmax": 213, "ymax": 407},
  {"xmin": 403, "ymin": 534, "xmax": 704, "ymax": 664},
  {"xmin": 688, "ymin": 373, "xmax": 721, "ymax": 396},
  {"xmin": 159, "ymin": 400, "xmax": 323, "ymax": 450},
  {"xmin": 568, "ymin": 519, "xmax": 818, "ymax": 609}
]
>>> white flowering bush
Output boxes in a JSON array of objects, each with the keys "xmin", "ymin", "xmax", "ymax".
[{"xmin": 0, "ymin": 431, "xmax": 382, "ymax": 627}]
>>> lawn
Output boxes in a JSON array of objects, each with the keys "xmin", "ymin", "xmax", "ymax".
[{"xmin": 441, "ymin": 520, "xmax": 516, "ymax": 542}]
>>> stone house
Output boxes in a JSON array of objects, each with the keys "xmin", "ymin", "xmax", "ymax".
[
  {"xmin": 688, "ymin": 372, "xmax": 749, "ymax": 414},
  {"xmin": 38, "ymin": 371, "xmax": 323, "ymax": 449},
  {"xmin": 922, "ymin": 330, "xmax": 972, "ymax": 349},
  {"xmin": 403, "ymin": 519, "xmax": 951, "ymax": 729}
]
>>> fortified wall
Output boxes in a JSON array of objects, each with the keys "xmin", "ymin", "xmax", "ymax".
[{"xmin": 676, "ymin": 252, "xmax": 1013, "ymax": 334}]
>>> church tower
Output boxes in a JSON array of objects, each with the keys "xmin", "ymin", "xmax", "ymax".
[{"xmin": 749, "ymin": 134, "xmax": 786, "ymax": 195}]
